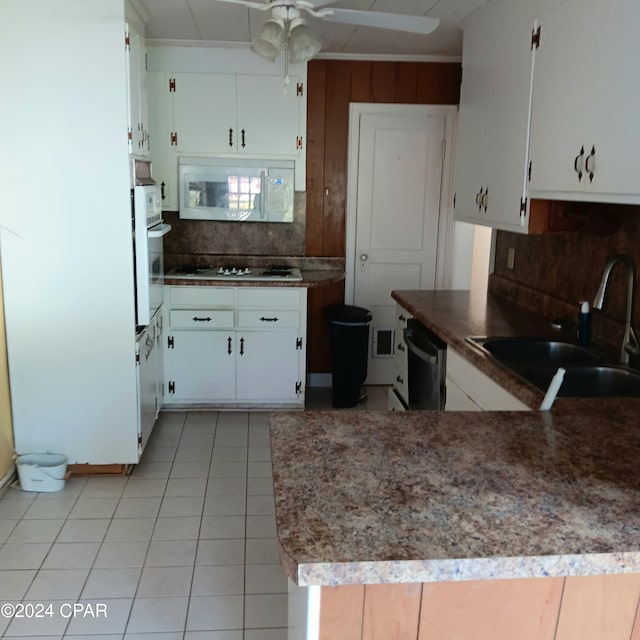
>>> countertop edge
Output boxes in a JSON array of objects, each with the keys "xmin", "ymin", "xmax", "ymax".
[{"xmin": 292, "ymin": 552, "xmax": 640, "ymax": 587}]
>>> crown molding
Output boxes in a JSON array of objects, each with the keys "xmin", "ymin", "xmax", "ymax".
[{"xmin": 145, "ymin": 39, "xmax": 461, "ymax": 62}]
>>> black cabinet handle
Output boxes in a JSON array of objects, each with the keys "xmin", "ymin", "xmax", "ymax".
[
  {"xmin": 396, "ymin": 375, "xmax": 404, "ymax": 384},
  {"xmin": 227, "ymin": 337, "xmax": 232, "ymax": 355},
  {"xmin": 229, "ymin": 128, "xmax": 233, "ymax": 147},
  {"xmin": 241, "ymin": 129, "xmax": 246, "ymax": 148},
  {"xmin": 397, "ymin": 343, "xmax": 405, "ymax": 352},
  {"xmin": 585, "ymin": 145, "xmax": 596, "ymax": 183},
  {"xmin": 260, "ymin": 317, "xmax": 279, "ymax": 322},
  {"xmin": 574, "ymin": 145, "xmax": 585, "ymax": 182},
  {"xmin": 240, "ymin": 337, "xmax": 245, "ymax": 356},
  {"xmin": 398, "ymin": 314, "xmax": 406, "ymax": 322},
  {"xmin": 161, "ymin": 181, "xmax": 166, "ymax": 201},
  {"xmin": 192, "ymin": 316, "xmax": 211, "ymax": 322}
]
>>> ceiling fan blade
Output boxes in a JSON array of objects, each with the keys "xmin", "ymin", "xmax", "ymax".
[
  {"xmin": 320, "ymin": 9, "xmax": 440, "ymax": 35},
  {"xmin": 212, "ymin": 0, "xmax": 270, "ymax": 10},
  {"xmin": 300, "ymin": 0, "xmax": 339, "ymax": 8}
]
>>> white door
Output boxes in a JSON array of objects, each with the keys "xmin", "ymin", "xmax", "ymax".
[{"xmin": 349, "ymin": 107, "xmax": 449, "ymax": 384}]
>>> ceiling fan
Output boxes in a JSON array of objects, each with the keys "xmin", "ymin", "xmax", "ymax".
[{"xmin": 212, "ymin": 0, "xmax": 441, "ymax": 62}]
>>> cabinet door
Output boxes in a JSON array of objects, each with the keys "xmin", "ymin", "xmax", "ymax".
[
  {"xmin": 454, "ymin": 7, "xmax": 536, "ymax": 232},
  {"xmin": 137, "ymin": 328, "xmax": 158, "ymax": 453},
  {"xmin": 529, "ymin": 0, "xmax": 640, "ymax": 202},
  {"xmin": 166, "ymin": 330, "xmax": 235, "ymax": 402},
  {"xmin": 147, "ymin": 71, "xmax": 178, "ymax": 210},
  {"xmin": 528, "ymin": 0, "xmax": 593, "ymax": 197},
  {"xmin": 125, "ymin": 23, "xmax": 141, "ymax": 155},
  {"xmin": 172, "ymin": 72, "xmax": 237, "ymax": 154},
  {"xmin": 235, "ymin": 331, "xmax": 300, "ymax": 402},
  {"xmin": 236, "ymin": 75, "xmax": 301, "ymax": 156}
]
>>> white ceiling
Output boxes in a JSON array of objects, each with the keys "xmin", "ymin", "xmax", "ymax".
[{"xmin": 137, "ymin": 0, "xmax": 489, "ymax": 58}]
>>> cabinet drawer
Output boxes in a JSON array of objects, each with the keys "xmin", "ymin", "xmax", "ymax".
[
  {"xmin": 238, "ymin": 310, "xmax": 300, "ymax": 329},
  {"xmin": 170, "ymin": 309, "xmax": 235, "ymax": 329},
  {"xmin": 237, "ymin": 288, "xmax": 302, "ymax": 309},
  {"xmin": 168, "ymin": 286, "xmax": 235, "ymax": 307}
]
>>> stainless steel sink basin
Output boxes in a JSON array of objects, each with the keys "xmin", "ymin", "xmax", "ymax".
[
  {"xmin": 467, "ymin": 336, "xmax": 640, "ymax": 397},
  {"xmin": 471, "ymin": 337, "xmax": 601, "ymax": 366},
  {"xmin": 523, "ymin": 366, "xmax": 640, "ymax": 397}
]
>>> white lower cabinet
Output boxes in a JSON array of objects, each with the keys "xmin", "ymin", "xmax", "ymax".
[
  {"xmin": 446, "ymin": 347, "xmax": 530, "ymax": 411},
  {"xmin": 136, "ymin": 318, "xmax": 160, "ymax": 454},
  {"xmin": 163, "ymin": 286, "xmax": 307, "ymax": 407}
]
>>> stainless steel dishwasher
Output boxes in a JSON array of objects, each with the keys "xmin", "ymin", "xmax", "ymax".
[{"xmin": 404, "ymin": 319, "xmax": 447, "ymax": 409}]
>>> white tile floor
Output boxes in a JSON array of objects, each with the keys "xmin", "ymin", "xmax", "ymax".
[
  {"xmin": 0, "ymin": 412, "xmax": 285, "ymax": 639},
  {"xmin": 0, "ymin": 387, "xmax": 389, "ymax": 639}
]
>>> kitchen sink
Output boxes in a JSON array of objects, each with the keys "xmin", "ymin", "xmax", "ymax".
[
  {"xmin": 469, "ymin": 337, "xmax": 601, "ymax": 366},
  {"xmin": 467, "ymin": 336, "xmax": 640, "ymax": 398},
  {"xmin": 523, "ymin": 366, "xmax": 640, "ymax": 398}
]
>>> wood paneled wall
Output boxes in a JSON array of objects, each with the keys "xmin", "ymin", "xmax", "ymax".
[
  {"xmin": 319, "ymin": 574, "xmax": 640, "ymax": 640},
  {"xmin": 305, "ymin": 60, "xmax": 462, "ymax": 373}
]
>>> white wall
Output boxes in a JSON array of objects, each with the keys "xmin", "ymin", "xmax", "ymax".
[
  {"xmin": 0, "ymin": 0, "xmax": 140, "ymax": 463},
  {"xmin": 450, "ymin": 221, "xmax": 493, "ymax": 293}
]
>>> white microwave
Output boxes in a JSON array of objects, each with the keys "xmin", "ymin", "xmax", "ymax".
[{"xmin": 178, "ymin": 156, "xmax": 295, "ymax": 223}]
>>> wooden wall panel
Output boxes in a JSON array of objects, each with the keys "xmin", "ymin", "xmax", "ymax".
[
  {"xmin": 304, "ymin": 59, "xmax": 461, "ymax": 372},
  {"xmin": 305, "ymin": 61, "xmax": 327, "ymax": 256},
  {"xmin": 319, "ymin": 584, "xmax": 365, "ymax": 640},
  {"xmin": 369, "ymin": 61, "xmax": 396, "ymax": 103},
  {"xmin": 556, "ymin": 574, "xmax": 640, "ymax": 640},
  {"xmin": 362, "ymin": 583, "xmax": 422, "ymax": 640},
  {"xmin": 307, "ymin": 282, "xmax": 346, "ymax": 375},
  {"xmin": 395, "ymin": 62, "xmax": 419, "ymax": 103},
  {"xmin": 419, "ymin": 578, "xmax": 563, "ymax": 640},
  {"xmin": 351, "ymin": 61, "xmax": 371, "ymax": 102},
  {"xmin": 322, "ymin": 61, "xmax": 352, "ymax": 257}
]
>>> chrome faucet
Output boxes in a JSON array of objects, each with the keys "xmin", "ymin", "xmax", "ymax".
[{"xmin": 593, "ymin": 255, "xmax": 640, "ymax": 365}]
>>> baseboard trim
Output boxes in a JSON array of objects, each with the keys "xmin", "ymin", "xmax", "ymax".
[{"xmin": 0, "ymin": 465, "xmax": 16, "ymax": 496}]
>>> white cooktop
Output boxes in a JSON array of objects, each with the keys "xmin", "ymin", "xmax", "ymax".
[{"xmin": 165, "ymin": 266, "xmax": 303, "ymax": 282}]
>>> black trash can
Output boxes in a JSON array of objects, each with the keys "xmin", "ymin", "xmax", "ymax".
[{"xmin": 326, "ymin": 304, "xmax": 372, "ymax": 408}]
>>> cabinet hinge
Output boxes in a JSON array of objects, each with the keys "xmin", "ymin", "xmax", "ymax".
[
  {"xmin": 169, "ymin": 77, "xmax": 176, "ymax": 93},
  {"xmin": 170, "ymin": 132, "xmax": 178, "ymax": 146},
  {"xmin": 167, "ymin": 335, "xmax": 174, "ymax": 349},
  {"xmin": 528, "ymin": 160, "xmax": 532, "ymax": 182},
  {"xmin": 128, "ymin": 128, "xmax": 133, "ymax": 142},
  {"xmin": 296, "ymin": 82, "xmax": 304, "ymax": 97},
  {"xmin": 295, "ymin": 381, "xmax": 302, "ymax": 395},
  {"xmin": 531, "ymin": 25, "xmax": 541, "ymax": 49},
  {"xmin": 168, "ymin": 381, "xmax": 175, "ymax": 394},
  {"xmin": 296, "ymin": 136, "xmax": 303, "ymax": 150},
  {"xmin": 296, "ymin": 337, "xmax": 303, "ymax": 350},
  {"xmin": 520, "ymin": 197, "xmax": 528, "ymax": 217},
  {"xmin": 135, "ymin": 352, "xmax": 140, "ymax": 364},
  {"xmin": 138, "ymin": 434, "xmax": 142, "ymax": 445},
  {"xmin": 453, "ymin": 193, "xmax": 456, "ymax": 209},
  {"xmin": 125, "ymin": 30, "xmax": 130, "ymax": 48}
]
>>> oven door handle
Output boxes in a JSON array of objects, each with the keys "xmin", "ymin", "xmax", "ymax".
[
  {"xmin": 148, "ymin": 223, "xmax": 172, "ymax": 238},
  {"xmin": 403, "ymin": 328, "xmax": 438, "ymax": 364}
]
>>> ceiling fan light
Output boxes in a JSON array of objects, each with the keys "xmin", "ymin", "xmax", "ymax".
[
  {"xmin": 250, "ymin": 17, "xmax": 285, "ymax": 61},
  {"xmin": 287, "ymin": 18, "xmax": 322, "ymax": 63}
]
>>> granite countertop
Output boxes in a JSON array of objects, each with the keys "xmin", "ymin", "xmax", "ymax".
[
  {"xmin": 163, "ymin": 269, "xmax": 344, "ymax": 288},
  {"xmin": 391, "ymin": 289, "xmax": 624, "ymax": 410},
  {"xmin": 270, "ymin": 407, "xmax": 640, "ymax": 587}
]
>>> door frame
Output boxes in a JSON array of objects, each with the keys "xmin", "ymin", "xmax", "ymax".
[{"xmin": 344, "ymin": 103, "xmax": 458, "ymax": 304}]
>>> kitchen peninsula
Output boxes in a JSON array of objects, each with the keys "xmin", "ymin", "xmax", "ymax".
[{"xmin": 270, "ymin": 290, "xmax": 640, "ymax": 640}]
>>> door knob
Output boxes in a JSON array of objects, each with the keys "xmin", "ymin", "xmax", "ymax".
[{"xmin": 360, "ymin": 253, "xmax": 368, "ymax": 262}]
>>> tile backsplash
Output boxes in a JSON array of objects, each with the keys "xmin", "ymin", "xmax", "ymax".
[
  {"xmin": 163, "ymin": 192, "xmax": 306, "ymax": 258},
  {"xmin": 491, "ymin": 205, "xmax": 640, "ymax": 349}
]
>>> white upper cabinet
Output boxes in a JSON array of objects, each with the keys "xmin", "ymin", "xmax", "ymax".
[
  {"xmin": 454, "ymin": 1, "xmax": 537, "ymax": 233},
  {"xmin": 125, "ymin": 20, "xmax": 149, "ymax": 157},
  {"xmin": 529, "ymin": 0, "xmax": 640, "ymax": 203},
  {"xmin": 146, "ymin": 48, "xmax": 308, "ymax": 206},
  {"xmin": 455, "ymin": 0, "xmax": 640, "ymax": 233}
]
